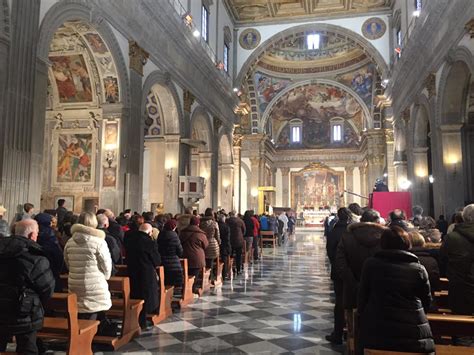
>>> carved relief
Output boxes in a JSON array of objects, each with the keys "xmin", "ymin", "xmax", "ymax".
[
  {"xmin": 129, "ymin": 40, "xmax": 149, "ymax": 76},
  {"xmin": 183, "ymin": 90, "xmax": 195, "ymax": 113}
]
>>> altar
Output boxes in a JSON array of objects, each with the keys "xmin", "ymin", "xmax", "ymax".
[{"xmin": 301, "ymin": 209, "xmax": 330, "ymax": 227}]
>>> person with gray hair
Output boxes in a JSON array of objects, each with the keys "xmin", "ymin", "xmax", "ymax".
[
  {"xmin": 0, "ymin": 219, "xmax": 55, "ymax": 354},
  {"xmin": 97, "ymin": 214, "xmax": 122, "ymax": 274},
  {"xmin": 411, "ymin": 205, "xmax": 424, "ymax": 227},
  {"xmin": 440, "ymin": 203, "xmax": 474, "ymax": 316}
]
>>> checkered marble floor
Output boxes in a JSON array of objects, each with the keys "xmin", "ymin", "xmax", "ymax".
[{"xmin": 114, "ymin": 228, "xmax": 344, "ymax": 354}]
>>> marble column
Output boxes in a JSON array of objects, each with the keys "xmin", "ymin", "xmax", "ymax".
[
  {"xmin": 249, "ymin": 157, "xmax": 260, "ymax": 211},
  {"xmin": 0, "ymin": 1, "xmax": 40, "ymax": 220},
  {"xmin": 366, "ymin": 129, "xmax": 386, "ymax": 192},
  {"xmin": 385, "ymin": 129, "xmax": 396, "ymax": 191},
  {"xmin": 199, "ymin": 151, "xmax": 213, "ymax": 212},
  {"xmin": 219, "ymin": 163, "xmax": 234, "ymax": 212},
  {"xmin": 281, "ymin": 167, "xmax": 290, "ymax": 208},
  {"xmin": 394, "ymin": 161, "xmax": 408, "ymax": 191},
  {"xmin": 412, "ymin": 147, "xmax": 430, "ymax": 213},
  {"xmin": 164, "ymin": 134, "xmax": 181, "ymax": 214},
  {"xmin": 232, "ymin": 143, "xmax": 241, "ymax": 212},
  {"xmin": 126, "ymin": 41, "xmax": 148, "ymax": 211},
  {"xmin": 360, "ymin": 165, "xmax": 368, "ymax": 201},
  {"xmin": 345, "ymin": 166, "xmax": 354, "ymax": 204}
]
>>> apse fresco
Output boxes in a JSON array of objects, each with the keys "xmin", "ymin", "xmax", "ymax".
[
  {"xmin": 254, "ymin": 72, "xmax": 291, "ymax": 113},
  {"xmin": 337, "ymin": 63, "xmax": 375, "ymax": 107},
  {"xmin": 272, "ymin": 83, "xmax": 363, "ymax": 149},
  {"xmin": 50, "ymin": 54, "xmax": 93, "ymax": 103}
]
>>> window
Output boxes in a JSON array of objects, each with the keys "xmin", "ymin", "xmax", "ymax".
[
  {"xmin": 306, "ymin": 33, "xmax": 320, "ymax": 50},
  {"xmin": 415, "ymin": 0, "xmax": 422, "ymax": 11},
  {"xmin": 396, "ymin": 28, "xmax": 402, "ymax": 58},
  {"xmin": 332, "ymin": 124, "xmax": 342, "ymax": 142},
  {"xmin": 201, "ymin": 5, "xmax": 209, "ymax": 42},
  {"xmin": 291, "ymin": 126, "xmax": 301, "ymax": 143},
  {"xmin": 223, "ymin": 43, "xmax": 229, "ymax": 72}
]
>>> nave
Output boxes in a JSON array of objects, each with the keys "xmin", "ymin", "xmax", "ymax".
[{"xmin": 118, "ymin": 229, "xmax": 342, "ymax": 354}]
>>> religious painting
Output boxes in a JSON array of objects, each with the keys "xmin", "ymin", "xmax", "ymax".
[
  {"xmin": 84, "ymin": 33, "xmax": 108, "ymax": 54},
  {"xmin": 253, "ymin": 72, "xmax": 291, "ymax": 113},
  {"xmin": 104, "ymin": 76, "xmax": 119, "ymax": 103},
  {"xmin": 53, "ymin": 131, "xmax": 95, "ymax": 186},
  {"xmin": 49, "ymin": 54, "xmax": 93, "ymax": 103},
  {"xmin": 239, "ymin": 28, "xmax": 261, "ymax": 50},
  {"xmin": 103, "ymin": 167, "xmax": 117, "ymax": 187},
  {"xmin": 361, "ymin": 17, "xmax": 386, "ymax": 40},
  {"xmin": 104, "ymin": 121, "xmax": 118, "ymax": 146},
  {"xmin": 291, "ymin": 163, "xmax": 344, "ymax": 210},
  {"xmin": 337, "ymin": 64, "xmax": 375, "ymax": 109},
  {"xmin": 54, "ymin": 196, "xmax": 74, "ymax": 211},
  {"xmin": 271, "ymin": 83, "xmax": 363, "ymax": 149}
]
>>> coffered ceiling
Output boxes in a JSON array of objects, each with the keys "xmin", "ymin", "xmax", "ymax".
[{"xmin": 224, "ymin": 0, "xmax": 392, "ymax": 25}]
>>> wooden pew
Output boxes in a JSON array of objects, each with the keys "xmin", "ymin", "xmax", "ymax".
[
  {"xmin": 439, "ymin": 277, "xmax": 449, "ymax": 290},
  {"xmin": 38, "ymin": 293, "xmax": 99, "ymax": 355},
  {"xmin": 260, "ymin": 230, "xmax": 276, "ymax": 250},
  {"xmin": 59, "ymin": 275, "xmax": 143, "ymax": 350},
  {"xmin": 365, "ymin": 346, "xmax": 474, "ymax": 354},
  {"xmin": 195, "ymin": 267, "xmax": 212, "ymax": 296},
  {"xmin": 427, "ymin": 313, "xmax": 474, "ymax": 339},
  {"xmin": 115, "ymin": 265, "xmax": 174, "ymax": 325},
  {"xmin": 173, "ymin": 259, "xmax": 195, "ymax": 308},
  {"xmin": 433, "ymin": 290, "xmax": 449, "ymax": 309}
]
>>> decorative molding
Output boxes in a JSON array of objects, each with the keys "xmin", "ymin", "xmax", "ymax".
[
  {"xmin": 183, "ymin": 90, "xmax": 195, "ymax": 114},
  {"xmin": 465, "ymin": 18, "xmax": 474, "ymax": 38},
  {"xmin": 129, "ymin": 41, "xmax": 149, "ymax": 76},
  {"xmin": 384, "ymin": 128, "xmax": 394, "ymax": 143},
  {"xmin": 424, "ymin": 73, "xmax": 436, "ymax": 99}
]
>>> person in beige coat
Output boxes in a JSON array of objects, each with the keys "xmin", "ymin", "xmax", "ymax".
[
  {"xmin": 64, "ymin": 212, "xmax": 112, "ymax": 320},
  {"xmin": 199, "ymin": 208, "xmax": 220, "ymax": 280}
]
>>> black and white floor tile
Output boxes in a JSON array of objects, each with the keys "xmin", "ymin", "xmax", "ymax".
[{"xmin": 116, "ymin": 229, "xmax": 343, "ymax": 354}]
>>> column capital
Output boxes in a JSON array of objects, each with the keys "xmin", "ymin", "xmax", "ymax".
[
  {"xmin": 280, "ymin": 167, "xmax": 290, "ymax": 176},
  {"xmin": 129, "ymin": 41, "xmax": 149, "ymax": 76},
  {"xmin": 345, "ymin": 166, "xmax": 355, "ymax": 174}
]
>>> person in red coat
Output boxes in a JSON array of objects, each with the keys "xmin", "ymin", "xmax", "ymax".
[{"xmin": 251, "ymin": 212, "xmax": 260, "ymax": 261}]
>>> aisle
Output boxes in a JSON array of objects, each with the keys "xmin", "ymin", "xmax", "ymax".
[{"xmin": 119, "ymin": 229, "xmax": 343, "ymax": 354}]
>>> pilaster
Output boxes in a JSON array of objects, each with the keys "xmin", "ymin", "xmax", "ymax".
[
  {"xmin": 345, "ymin": 166, "xmax": 355, "ymax": 204},
  {"xmin": 281, "ymin": 167, "xmax": 290, "ymax": 207}
]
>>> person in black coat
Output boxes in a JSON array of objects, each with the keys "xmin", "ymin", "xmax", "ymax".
[
  {"xmin": 34, "ymin": 213, "xmax": 65, "ymax": 292},
  {"xmin": 97, "ymin": 214, "xmax": 123, "ymax": 276},
  {"xmin": 104, "ymin": 209, "xmax": 125, "ymax": 248},
  {"xmin": 325, "ymin": 207, "xmax": 352, "ymax": 345},
  {"xmin": 217, "ymin": 214, "xmax": 231, "ymax": 278},
  {"xmin": 157, "ymin": 219, "xmax": 183, "ymax": 287},
  {"xmin": 0, "ymin": 220, "xmax": 55, "ymax": 354},
  {"xmin": 357, "ymin": 226, "xmax": 434, "ymax": 354},
  {"xmin": 123, "ymin": 223, "xmax": 161, "ymax": 329}
]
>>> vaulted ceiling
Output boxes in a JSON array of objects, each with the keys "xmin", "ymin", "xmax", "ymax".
[{"xmin": 224, "ymin": 0, "xmax": 392, "ymax": 25}]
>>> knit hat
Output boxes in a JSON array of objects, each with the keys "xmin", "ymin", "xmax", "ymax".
[
  {"xmin": 190, "ymin": 216, "xmax": 200, "ymax": 226},
  {"xmin": 164, "ymin": 219, "xmax": 177, "ymax": 231}
]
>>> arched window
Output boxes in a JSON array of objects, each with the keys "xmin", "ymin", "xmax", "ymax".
[
  {"xmin": 330, "ymin": 118, "xmax": 344, "ymax": 143},
  {"xmin": 201, "ymin": 3, "xmax": 209, "ymax": 43},
  {"xmin": 306, "ymin": 33, "xmax": 320, "ymax": 50},
  {"xmin": 290, "ymin": 119, "xmax": 302, "ymax": 143},
  {"xmin": 223, "ymin": 26, "xmax": 232, "ymax": 73}
]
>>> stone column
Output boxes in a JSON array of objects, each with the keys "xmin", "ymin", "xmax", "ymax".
[
  {"xmin": 385, "ymin": 128, "xmax": 396, "ymax": 191},
  {"xmin": 232, "ymin": 137, "xmax": 242, "ymax": 212},
  {"xmin": 366, "ymin": 129, "xmax": 386, "ymax": 191},
  {"xmin": 249, "ymin": 157, "xmax": 260, "ymax": 211},
  {"xmin": 199, "ymin": 151, "xmax": 213, "ymax": 212},
  {"xmin": 126, "ymin": 41, "xmax": 148, "ymax": 211},
  {"xmin": 345, "ymin": 166, "xmax": 355, "ymax": 204},
  {"xmin": 281, "ymin": 167, "xmax": 290, "ymax": 207},
  {"xmin": 412, "ymin": 147, "xmax": 430, "ymax": 213},
  {"xmin": 394, "ymin": 161, "xmax": 408, "ymax": 191},
  {"xmin": 0, "ymin": 1, "xmax": 40, "ymax": 219},
  {"xmin": 164, "ymin": 134, "xmax": 181, "ymax": 214},
  {"xmin": 360, "ymin": 165, "xmax": 369, "ymax": 201},
  {"xmin": 219, "ymin": 163, "xmax": 234, "ymax": 212}
]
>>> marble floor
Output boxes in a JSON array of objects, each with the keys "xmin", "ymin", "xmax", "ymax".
[{"xmin": 116, "ymin": 228, "xmax": 344, "ymax": 354}]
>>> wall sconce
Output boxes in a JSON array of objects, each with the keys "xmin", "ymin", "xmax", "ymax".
[
  {"xmin": 105, "ymin": 150, "xmax": 115, "ymax": 168},
  {"xmin": 165, "ymin": 160, "xmax": 174, "ymax": 182},
  {"xmin": 251, "ymin": 188, "xmax": 258, "ymax": 198},
  {"xmin": 223, "ymin": 180, "xmax": 230, "ymax": 194},
  {"xmin": 446, "ymin": 155, "xmax": 460, "ymax": 176},
  {"xmin": 428, "ymin": 175, "xmax": 435, "ymax": 184},
  {"xmin": 182, "ymin": 12, "xmax": 193, "ymax": 27},
  {"xmin": 399, "ymin": 179, "xmax": 412, "ymax": 190}
]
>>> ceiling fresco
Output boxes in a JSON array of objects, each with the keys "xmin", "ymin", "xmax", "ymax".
[{"xmin": 225, "ymin": 0, "xmax": 392, "ymax": 25}]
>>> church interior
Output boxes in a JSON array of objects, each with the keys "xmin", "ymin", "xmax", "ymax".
[{"xmin": 1, "ymin": 0, "xmax": 474, "ymax": 354}]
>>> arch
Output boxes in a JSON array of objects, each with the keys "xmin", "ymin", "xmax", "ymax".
[
  {"xmin": 437, "ymin": 47, "xmax": 474, "ymax": 125},
  {"xmin": 260, "ymin": 78, "xmax": 373, "ymax": 131},
  {"xmin": 38, "ymin": 2, "xmax": 130, "ymax": 107},
  {"xmin": 142, "ymin": 71, "xmax": 183, "ymax": 136},
  {"xmin": 190, "ymin": 106, "xmax": 214, "ymax": 153},
  {"xmin": 236, "ymin": 23, "xmax": 389, "ymax": 88}
]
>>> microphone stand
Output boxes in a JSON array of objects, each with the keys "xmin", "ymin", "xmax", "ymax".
[{"xmin": 343, "ymin": 189, "xmax": 369, "ymax": 200}]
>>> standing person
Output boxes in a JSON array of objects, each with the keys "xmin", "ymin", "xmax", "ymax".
[
  {"xmin": 243, "ymin": 211, "xmax": 255, "ymax": 263},
  {"xmin": 64, "ymin": 212, "xmax": 112, "ymax": 322},
  {"xmin": 260, "ymin": 214, "xmax": 269, "ymax": 231},
  {"xmin": 157, "ymin": 219, "xmax": 183, "ymax": 287},
  {"xmin": 357, "ymin": 226, "xmax": 434, "ymax": 354},
  {"xmin": 436, "ymin": 215, "xmax": 449, "ymax": 238},
  {"xmin": 176, "ymin": 207, "xmax": 193, "ymax": 234},
  {"xmin": 287, "ymin": 212, "xmax": 296, "ymax": 236},
  {"xmin": 200, "ymin": 208, "xmax": 221, "ymax": 281},
  {"xmin": 251, "ymin": 212, "xmax": 261, "ymax": 261},
  {"xmin": 55, "ymin": 199, "xmax": 68, "ymax": 231},
  {"xmin": 325, "ymin": 207, "xmax": 353, "ymax": 345},
  {"xmin": 96, "ymin": 214, "xmax": 123, "ymax": 275},
  {"xmin": 440, "ymin": 204, "xmax": 474, "ymax": 316},
  {"xmin": 411, "ymin": 205, "xmax": 424, "ymax": 227},
  {"xmin": 0, "ymin": 220, "xmax": 55, "ymax": 354},
  {"xmin": 335, "ymin": 209, "xmax": 386, "ymax": 351},
  {"xmin": 227, "ymin": 211, "xmax": 246, "ymax": 275},
  {"xmin": 278, "ymin": 212, "xmax": 288, "ymax": 244},
  {"xmin": 180, "ymin": 217, "xmax": 209, "ymax": 291},
  {"xmin": 34, "ymin": 213, "xmax": 64, "ymax": 292},
  {"xmin": 0, "ymin": 205, "xmax": 10, "ymax": 237},
  {"xmin": 104, "ymin": 209, "xmax": 124, "ymax": 248},
  {"xmin": 217, "ymin": 214, "xmax": 231, "ymax": 279},
  {"xmin": 124, "ymin": 223, "xmax": 161, "ymax": 329},
  {"xmin": 12, "ymin": 203, "xmax": 35, "ymax": 228}
]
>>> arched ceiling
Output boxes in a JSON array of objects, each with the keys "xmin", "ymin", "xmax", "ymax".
[
  {"xmin": 225, "ymin": 0, "xmax": 391, "ymax": 25},
  {"xmin": 259, "ymin": 30, "xmax": 370, "ymax": 74},
  {"xmin": 47, "ymin": 21, "xmax": 120, "ymax": 109}
]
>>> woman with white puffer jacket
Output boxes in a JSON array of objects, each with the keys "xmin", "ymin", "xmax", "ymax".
[{"xmin": 64, "ymin": 212, "xmax": 112, "ymax": 321}]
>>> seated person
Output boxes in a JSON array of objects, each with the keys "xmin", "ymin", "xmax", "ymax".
[{"xmin": 358, "ymin": 226, "xmax": 434, "ymax": 354}]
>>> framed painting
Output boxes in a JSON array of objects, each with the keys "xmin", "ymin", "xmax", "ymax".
[
  {"xmin": 102, "ymin": 166, "xmax": 117, "ymax": 188},
  {"xmin": 54, "ymin": 195, "xmax": 74, "ymax": 211},
  {"xmin": 52, "ymin": 129, "xmax": 97, "ymax": 187},
  {"xmin": 104, "ymin": 121, "xmax": 118, "ymax": 146}
]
